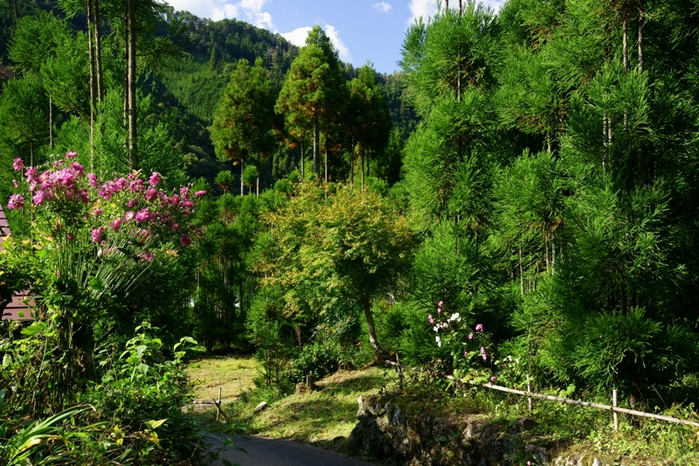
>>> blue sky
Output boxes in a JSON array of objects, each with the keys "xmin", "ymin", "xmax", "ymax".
[{"xmin": 164, "ymin": 0, "xmax": 504, "ymax": 75}]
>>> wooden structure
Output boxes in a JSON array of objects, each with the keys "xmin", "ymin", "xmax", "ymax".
[{"xmin": 0, "ymin": 202, "xmax": 33, "ymax": 320}]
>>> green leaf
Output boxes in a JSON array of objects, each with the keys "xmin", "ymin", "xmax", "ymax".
[
  {"xmin": 145, "ymin": 419, "xmax": 168, "ymax": 430},
  {"xmin": 20, "ymin": 321, "xmax": 47, "ymax": 337}
]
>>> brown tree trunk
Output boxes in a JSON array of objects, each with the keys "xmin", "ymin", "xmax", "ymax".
[
  {"xmin": 95, "ymin": 0, "xmax": 104, "ymax": 102},
  {"xmin": 324, "ymin": 129, "xmax": 329, "ymax": 184},
  {"xmin": 313, "ymin": 119, "xmax": 318, "ymax": 174},
  {"xmin": 361, "ymin": 295, "xmax": 383, "ymax": 361},
  {"xmin": 87, "ymin": 0, "xmax": 96, "ymax": 170},
  {"xmin": 638, "ymin": 2, "xmax": 644, "ymax": 72},
  {"xmin": 49, "ymin": 95, "xmax": 53, "ymax": 149},
  {"xmin": 127, "ymin": 0, "xmax": 138, "ymax": 170}
]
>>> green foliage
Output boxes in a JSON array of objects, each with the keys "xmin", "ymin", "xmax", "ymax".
[{"xmin": 286, "ymin": 340, "xmax": 342, "ymax": 384}]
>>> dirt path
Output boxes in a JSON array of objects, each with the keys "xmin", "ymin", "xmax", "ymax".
[{"xmin": 205, "ymin": 434, "xmax": 375, "ymax": 466}]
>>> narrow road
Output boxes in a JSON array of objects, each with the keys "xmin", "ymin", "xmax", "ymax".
[{"xmin": 205, "ymin": 434, "xmax": 375, "ymax": 466}]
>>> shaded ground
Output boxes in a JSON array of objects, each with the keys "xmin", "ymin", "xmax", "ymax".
[{"xmin": 205, "ymin": 434, "xmax": 375, "ymax": 466}]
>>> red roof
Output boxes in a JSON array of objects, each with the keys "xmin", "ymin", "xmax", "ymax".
[{"xmin": 0, "ymin": 203, "xmax": 34, "ymax": 320}]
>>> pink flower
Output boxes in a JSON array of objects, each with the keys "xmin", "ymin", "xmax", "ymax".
[
  {"xmin": 149, "ymin": 172, "xmax": 161, "ymax": 187},
  {"xmin": 428, "ymin": 314, "xmax": 435, "ymax": 324},
  {"xmin": 87, "ymin": 173, "xmax": 98, "ymax": 187},
  {"xmin": 124, "ymin": 211, "xmax": 135, "ymax": 222},
  {"xmin": 24, "ymin": 167, "xmax": 37, "ymax": 179},
  {"xmin": 65, "ymin": 151, "xmax": 78, "ymax": 159},
  {"xmin": 169, "ymin": 222, "xmax": 180, "ymax": 231},
  {"xmin": 194, "ymin": 190, "xmax": 206, "ymax": 197},
  {"xmin": 67, "ymin": 233, "xmax": 74, "ymax": 241},
  {"xmin": 468, "ymin": 333, "xmax": 474, "ymax": 340},
  {"xmin": 92, "ymin": 208, "xmax": 103, "ymax": 216},
  {"xmin": 490, "ymin": 376, "xmax": 496, "ymax": 382},
  {"xmin": 179, "ymin": 186, "xmax": 188, "ymax": 196},
  {"xmin": 464, "ymin": 351, "xmax": 468, "ymax": 357},
  {"xmin": 12, "ymin": 158, "xmax": 24, "ymax": 171},
  {"xmin": 480, "ymin": 346, "xmax": 487, "ymax": 361},
  {"xmin": 110, "ymin": 218, "xmax": 122, "ymax": 231},
  {"xmin": 475, "ymin": 323, "xmax": 484, "ymax": 332},
  {"xmin": 69, "ymin": 162, "xmax": 84, "ymax": 176},
  {"xmin": 12, "ymin": 179, "xmax": 18, "ymax": 188},
  {"xmin": 438, "ymin": 300, "xmax": 443, "ymax": 308},
  {"xmin": 180, "ymin": 234, "xmax": 192, "ymax": 247},
  {"xmin": 128, "ymin": 199, "xmax": 138, "ymax": 208},
  {"xmin": 7, "ymin": 194, "xmax": 24, "ymax": 209},
  {"xmin": 145, "ymin": 188, "xmax": 158, "ymax": 202},
  {"xmin": 136, "ymin": 229, "xmax": 151, "ymax": 242},
  {"xmin": 129, "ymin": 179, "xmax": 144, "ymax": 192},
  {"xmin": 115, "ymin": 178, "xmax": 127, "ymax": 191},
  {"xmin": 91, "ymin": 226, "xmax": 104, "ymax": 243},
  {"xmin": 138, "ymin": 250, "xmax": 155, "ymax": 262},
  {"xmin": 135, "ymin": 208, "xmax": 151, "ymax": 222},
  {"xmin": 32, "ymin": 191, "xmax": 47, "ymax": 205}
]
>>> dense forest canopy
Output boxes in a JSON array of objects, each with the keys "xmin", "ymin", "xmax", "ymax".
[{"xmin": 3, "ymin": 0, "xmax": 699, "ymax": 463}]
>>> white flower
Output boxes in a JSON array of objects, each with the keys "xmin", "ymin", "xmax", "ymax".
[
  {"xmin": 449, "ymin": 312, "xmax": 461, "ymax": 322},
  {"xmin": 435, "ymin": 335, "xmax": 442, "ymax": 347},
  {"xmin": 433, "ymin": 325, "xmax": 439, "ymax": 332}
]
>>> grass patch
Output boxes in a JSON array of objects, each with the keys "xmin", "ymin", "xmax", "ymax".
[
  {"xmin": 223, "ymin": 366, "xmax": 394, "ymax": 452},
  {"xmin": 185, "ymin": 356, "xmax": 259, "ymax": 402}
]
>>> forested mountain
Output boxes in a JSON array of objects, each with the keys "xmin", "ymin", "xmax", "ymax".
[{"xmin": 7, "ymin": 0, "xmax": 699, "ymax": 463}]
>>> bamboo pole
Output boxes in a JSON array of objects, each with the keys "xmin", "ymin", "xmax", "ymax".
[
  {"xmin": 613, "ymin": 389, "xmax": 619, "ymax": 431},
  {"xmin": 482, "ymin": 383, "xmax": 699, "ymax": 428}
]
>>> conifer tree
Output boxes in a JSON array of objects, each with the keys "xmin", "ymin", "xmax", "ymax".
[
  {"xmin": 212, "ymin": 58, "xmax": 277, "ymax": 196},
  {"xmin": 276, "ymin": 26, "xmax": 347, "ymax": 182}
]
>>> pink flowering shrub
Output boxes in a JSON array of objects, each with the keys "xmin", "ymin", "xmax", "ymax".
[
  {"xmin": 5, "ymin": 152, "xmax": 204, "ymax": 319},
  {"xmin": 428, "ymin": 300, "xmax": 495, "ymax": 385}
]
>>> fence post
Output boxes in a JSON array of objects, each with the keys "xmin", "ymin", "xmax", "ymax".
[
  {"xmin": 216, "ymin": 387, "xmax": 222, "ymax": 422},
  {"xmin": 613, "ymin": 389, "xmax": 618, "ymax": 431}
]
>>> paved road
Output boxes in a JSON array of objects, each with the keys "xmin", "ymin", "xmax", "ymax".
[{"xmin": 205, "ymin": 434, "xmax": 375, "ymax": 466}]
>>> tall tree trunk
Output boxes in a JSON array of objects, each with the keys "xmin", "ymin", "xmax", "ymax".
[
  {"xmin": 361, "ymin": 295, "xmax": 383, "ymax": 361},
  {"xmin": 361, "ymin": 149, "xmax": 365, "ymax": 191},
  {"xmin": 127, "ymin": 0, "xmax": 138, "ymax": 170},
  {"xmin": 240, "ymin": 158, "xmax": 244, "ymax": 196},
  {"xmin": 622, "ymin": 11, "xmax": 628, "ymax": 72},
  {"xmin": 313, "ymin": 119, "xmax": 318, "ymax": 174},
  {"xmin": 350, "ymin": 138, "xmax": 354, "ymax": 187},
  {"xmin": 256, "ymin": 155, "xmax": 260, "ymax": 197},
  {"xmin": 49, "ymin": 95, "xmax": 53, "ymax": 149},
  {"xmin": 87, "ymin": 0, "xmax": 96, "ymax": 170},
  {"xmin": 11, "ymin": 0, "xmax": 18, "ymax": 22},
  {"xmin": 324, "ymin": 129, "xmax": 328, "ymax": 184},
  {"xmin": 638, "ymin": 2, "xmax": 644, "ymax": 72},
  {"xmin": 95, "ymin": 0, "xmax": 104, "ymax": 102}
]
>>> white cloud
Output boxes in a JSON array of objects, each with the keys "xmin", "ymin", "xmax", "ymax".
[
  {"xmin": 166, "ymin": 0, "xmax": 275, "ymax": 30},
  {"xmin": 324, "ymin": 25, "xmax": 352, "ymax": 63},
  {"xmin": 408, "ymin": 0, "xmax": 437, "ymax": 25},
  {"xmin": 281, "ymin": 27, "xmax": 313, "ymax": 47},
  {"xmin": 372, "ymin": 2, "xmax": 392, "ymax": 13},
  {"xmin": 166, "ymin": 1, "xmax": 353, "ymax": 64},
  {"xmin": 282, "ymin": 25, "xmax": 352, "ymax": 64}
]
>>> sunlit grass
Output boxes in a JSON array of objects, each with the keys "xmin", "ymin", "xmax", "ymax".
[{"xmin": 185, "ymin": 356, "xmax": 259, "ymax": 402}]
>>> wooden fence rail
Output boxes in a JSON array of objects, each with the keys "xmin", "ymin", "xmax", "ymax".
[
  {"xmin": 383, "ymin": 360, "xmax": 699, "ymax": 429},
  {"xmin": 483, "ymin": 383, "xmax": 699, "ymax": 428}
]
